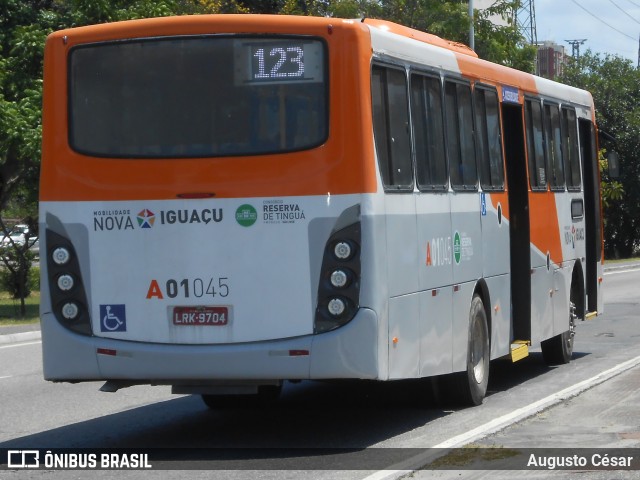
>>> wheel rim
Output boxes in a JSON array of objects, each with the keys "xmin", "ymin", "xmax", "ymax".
[
  {"xmin": 470, "ymin": 314, "xmax": 486, "ymax": 384},
  {"xmin": 566, "ymin": 301, "xmax": 577, "ymax": 352}
]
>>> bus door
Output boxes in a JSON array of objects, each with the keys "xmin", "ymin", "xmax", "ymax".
[
  {"xmin": 501, "ymin": 100, "xmax": 531, "ymax": 343},
  {"xmin": 579, "ymin": 119, "xmax": 603, "ymax": 314}
]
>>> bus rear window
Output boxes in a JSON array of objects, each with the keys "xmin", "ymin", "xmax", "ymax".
[{"xmin": 69, "ymin": 36, "xmax": 327, "ymax": 158}]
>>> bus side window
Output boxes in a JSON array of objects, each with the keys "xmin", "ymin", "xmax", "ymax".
[
  {"xmin": 525, "ymin": 98, "xmax": 547, "ymax": 190},
  {"xmin": 474, "ymin": 86, "xmax": 505, "ymax": 191},
  {"xmin": 562, "ymin": 107, "xmax": 582, "ymax": 190},
  {"xmin": 371, "ymin": 64, "xmax": 413, "ymax": 191},
  {"xmin": 445, "ymin": 81, "xmax": 477, "ymax": 190},
  {"xmin": 410, "ymin": 73, "xmax": 447, "ymax": 191},
  {"xmin": 544, "ymin": 103, "xmax": 565, "ymax": 191}
]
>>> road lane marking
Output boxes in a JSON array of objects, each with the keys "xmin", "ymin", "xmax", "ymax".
[
  {"xmin": 0, "ymin": 375, "xmax": 12, "ymax": 380},
  {"xmin": 0, "ymin": 340, "xmax": 41, "ymax": 350},
  {"xmin": 604, "ymin": 269, "xmax": 640, "ymax": 276},
  {"xmin": 362, "ymin": 353, "xmax": 640, "ymax": 480}
]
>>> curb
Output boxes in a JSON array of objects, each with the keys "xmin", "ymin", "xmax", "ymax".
[
  {"xmin": 363, "ymin": 355, "xmax": 640, "ymax": 480},
  {"xmin": 604, "ymin": 262, "xmax": 640, "ymax": 272},
  {"xmin": 0, "ymin": 330, "xmax": 41, "ymax": 345}
]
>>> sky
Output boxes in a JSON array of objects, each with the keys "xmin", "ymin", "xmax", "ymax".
[{"xmin": 534, "ymin": 0, "xmax": 640, "ymax": 63}]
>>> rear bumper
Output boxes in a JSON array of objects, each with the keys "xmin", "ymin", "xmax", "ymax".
[{"xmin": 41, "ymin": 308, "xmax": 379, "ymax": 383}]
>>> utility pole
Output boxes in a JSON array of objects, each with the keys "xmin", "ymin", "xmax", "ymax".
[
  {"xmin": 514, "ymin": 0, "xmax": 538, "ymax": 45},
  {"xmin": 469, "ymin": 0, "xmax": 475, "ymax": 50},
  {"xmin": 566, "ymin": 39, "xmax": 587, "ymax": 59},
  {"xmin": 514, "ymin": 0, "xmax": 538, "ymax": 73}
]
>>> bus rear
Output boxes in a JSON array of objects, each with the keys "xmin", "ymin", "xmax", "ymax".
[{"xmin": 40, "ymin": 15, "xmax": 379, "ymax": 394}]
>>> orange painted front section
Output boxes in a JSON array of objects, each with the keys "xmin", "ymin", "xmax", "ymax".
[{"xmin": 41, "ymin": 15, "xmax": 377, "ymax": 202}]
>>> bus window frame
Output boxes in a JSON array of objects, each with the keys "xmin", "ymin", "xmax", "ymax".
[
  {"xmin": 543, "ymin": 101, "xmax": 566, "ymax": 192},
  {"xmin": 444, "ymin": 77, "xmax": 478, "ymax": 192},
  {"xmin": 66, "ymin": 34, "xmax": 330, "ymax": 160},
  {"xmin": 409, "ymin": 69, "xmax": 448, "ymax": 192},
  {"xmin": 561, "ymin": 105, "xmax": 582, "ymax": 192},
  {"xmin": 473, "ymin": 83, "xmax": 505, "ymax": 192},
  {"xmin": 524, "ymin": 96, "xmax": 548, "ymax": 192},
  {"xmin": 371, "ymin": 61, "xmax": 414, "ymax": 193}
]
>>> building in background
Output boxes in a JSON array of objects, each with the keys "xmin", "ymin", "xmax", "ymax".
[
  {"xmin": 474, "ymin": 1, "xmax": 570, "ymax": 79},
  {"xmin": 536, "ymin": 41, "xmax": 568, "ymax": 79}
]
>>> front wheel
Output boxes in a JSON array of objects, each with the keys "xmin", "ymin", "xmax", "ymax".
[{"xmin": 447, "ymin": 294, "xmax": 490, "ymax": 406}]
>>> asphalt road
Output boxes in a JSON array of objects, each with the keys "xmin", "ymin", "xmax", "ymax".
[{"xmin": 1, "ymin": 265, "xmax": 639, "ymax": 479}]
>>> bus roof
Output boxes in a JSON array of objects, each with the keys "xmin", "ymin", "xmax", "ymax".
[
  {"xmin": 363, "ymin": 18, "xmax": 478, "ymax": 58},
  {"xmin": 45, "ymin": 13, "xmax": 594, "ymax": 119}
]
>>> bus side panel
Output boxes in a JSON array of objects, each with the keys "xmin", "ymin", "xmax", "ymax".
[
  {"xmin": 388, "ymin": 295, "xmax": 420, "ymax": 379},
  {"xmin": 418, "ymin": 287, "xmax": 453, "ymax": 377},
  {"xmin": 417, "ymin": 194, "xmax": 454, "ymax": 377},
  {"xmin": 554, "ymin": 189, "xmax": 587, "ymax": 336},
  {"xmin": 385, "ymin": 196, "xmax": 419, "ymax": 297},
  {"xmin": 358, "ymin": 197, "xmax": 392, "ymax": 380},
  {"xmin": 530, "ymin": 259, "xmax": 554, "ymax": 344},
  {"xmin": 385, "ymin": 195, "xmax": 420, "ymax": 379},
  {"xmin": 553, "ymin": 264, "xmax": 570, "ymax": 337},
  {"xmin": 451, "ymin": 281, "xmax": 477, "ymax": 372},
  {"xmin": 482, "ymin": 192, "xmax": 510, "ymax": 279},
  {"xmin": 528, "ymin": 189, "xmax": 560, "ymax": 344},
  {"xmin": 484, "ymin": 274, "xmax": 511, "ymax": 359},
  {"xmin": 450, "ymin": 194, "xmax": 483, "ymax": 373},
  {"xmin": 450, "ymin": 196, "xmax": 482, "ymax": 286},
  {"xmin": 483, "ymin": 192, "xmax": 512, "ymax": 359}
]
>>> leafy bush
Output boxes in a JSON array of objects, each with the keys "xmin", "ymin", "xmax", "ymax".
[{"xmin": 0, "ymin": 246, "xmax": 37, "ymax": 298}]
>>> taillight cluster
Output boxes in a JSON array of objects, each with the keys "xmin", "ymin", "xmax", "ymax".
[
  {"xmin": 314, "ymin": 214, "xmax": 361, "ymax": 334},
  {"xmin": 46, "ymin": 230, "xmax": 91, "ymax": 335}
]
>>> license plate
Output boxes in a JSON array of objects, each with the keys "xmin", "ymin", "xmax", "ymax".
[{"xmin": 172, "ymin": 306, "xmax": 229, "ymax": 326}]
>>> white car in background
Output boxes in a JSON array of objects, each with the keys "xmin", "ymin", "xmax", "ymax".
[{"xmin": 1, "ymin": 224, "xmax": 39, "ymax": 256}]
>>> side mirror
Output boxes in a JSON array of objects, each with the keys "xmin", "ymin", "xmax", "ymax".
[{"xmin": 606, "ymin": 150, "xmax": 620, "ymax": 179}]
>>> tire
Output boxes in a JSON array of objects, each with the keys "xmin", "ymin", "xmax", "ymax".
[
  {"xmin": 202, "ymin": 384, "xmax": 282, "ymax": 410},
  {"xmin": 541, "ymin": 301, "xmax": 576, "ymax": 365},
  {"xmin": 448, "ymin": 294, "xmax": 490, "ymax": 406}
]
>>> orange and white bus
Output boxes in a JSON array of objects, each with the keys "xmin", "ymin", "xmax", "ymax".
[{"xmin": 40, "ymin": 14, "xmax": 603, "ymax": 407}]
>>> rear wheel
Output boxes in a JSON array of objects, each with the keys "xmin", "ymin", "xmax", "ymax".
[
  {"xmin": 541, "ymin": 301, "xmax": 577, "ymax": 365},
  {"xmin": 542, "ymin": 275, "xmax": 583, "ymax": 365},
  {"xmin": 447, "ymin": 294, "xmax": 490, "ymax": 406}
]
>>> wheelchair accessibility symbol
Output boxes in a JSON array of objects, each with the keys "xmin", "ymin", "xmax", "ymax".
[{"xmin": 100, "ymin": 304, "xmax": 127, "ymax": 332}]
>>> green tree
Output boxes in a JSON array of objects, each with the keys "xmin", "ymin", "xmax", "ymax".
[
  {"xmin": 0, "ymin": 2, "xmax": 50, "ymax": 315},
  {"xmin": 560, "ymin": 52, "xmax": 640, "ymax": 258},
  {"xmin": 474, "ymin": 0, "xmax": 536, "ymax": 71},
  {"xmin": 275, "ymin": 1, "xmax": 536, "ymax": 71}
]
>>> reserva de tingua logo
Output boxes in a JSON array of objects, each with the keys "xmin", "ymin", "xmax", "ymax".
[{"xmin": 235, "ymin": 204, "xmax": 258, "ymax": 227}]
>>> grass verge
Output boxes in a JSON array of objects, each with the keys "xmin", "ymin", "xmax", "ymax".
[{"xmin": 0, "ymin": 291, "xmax": 39, "ymax": 326}]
